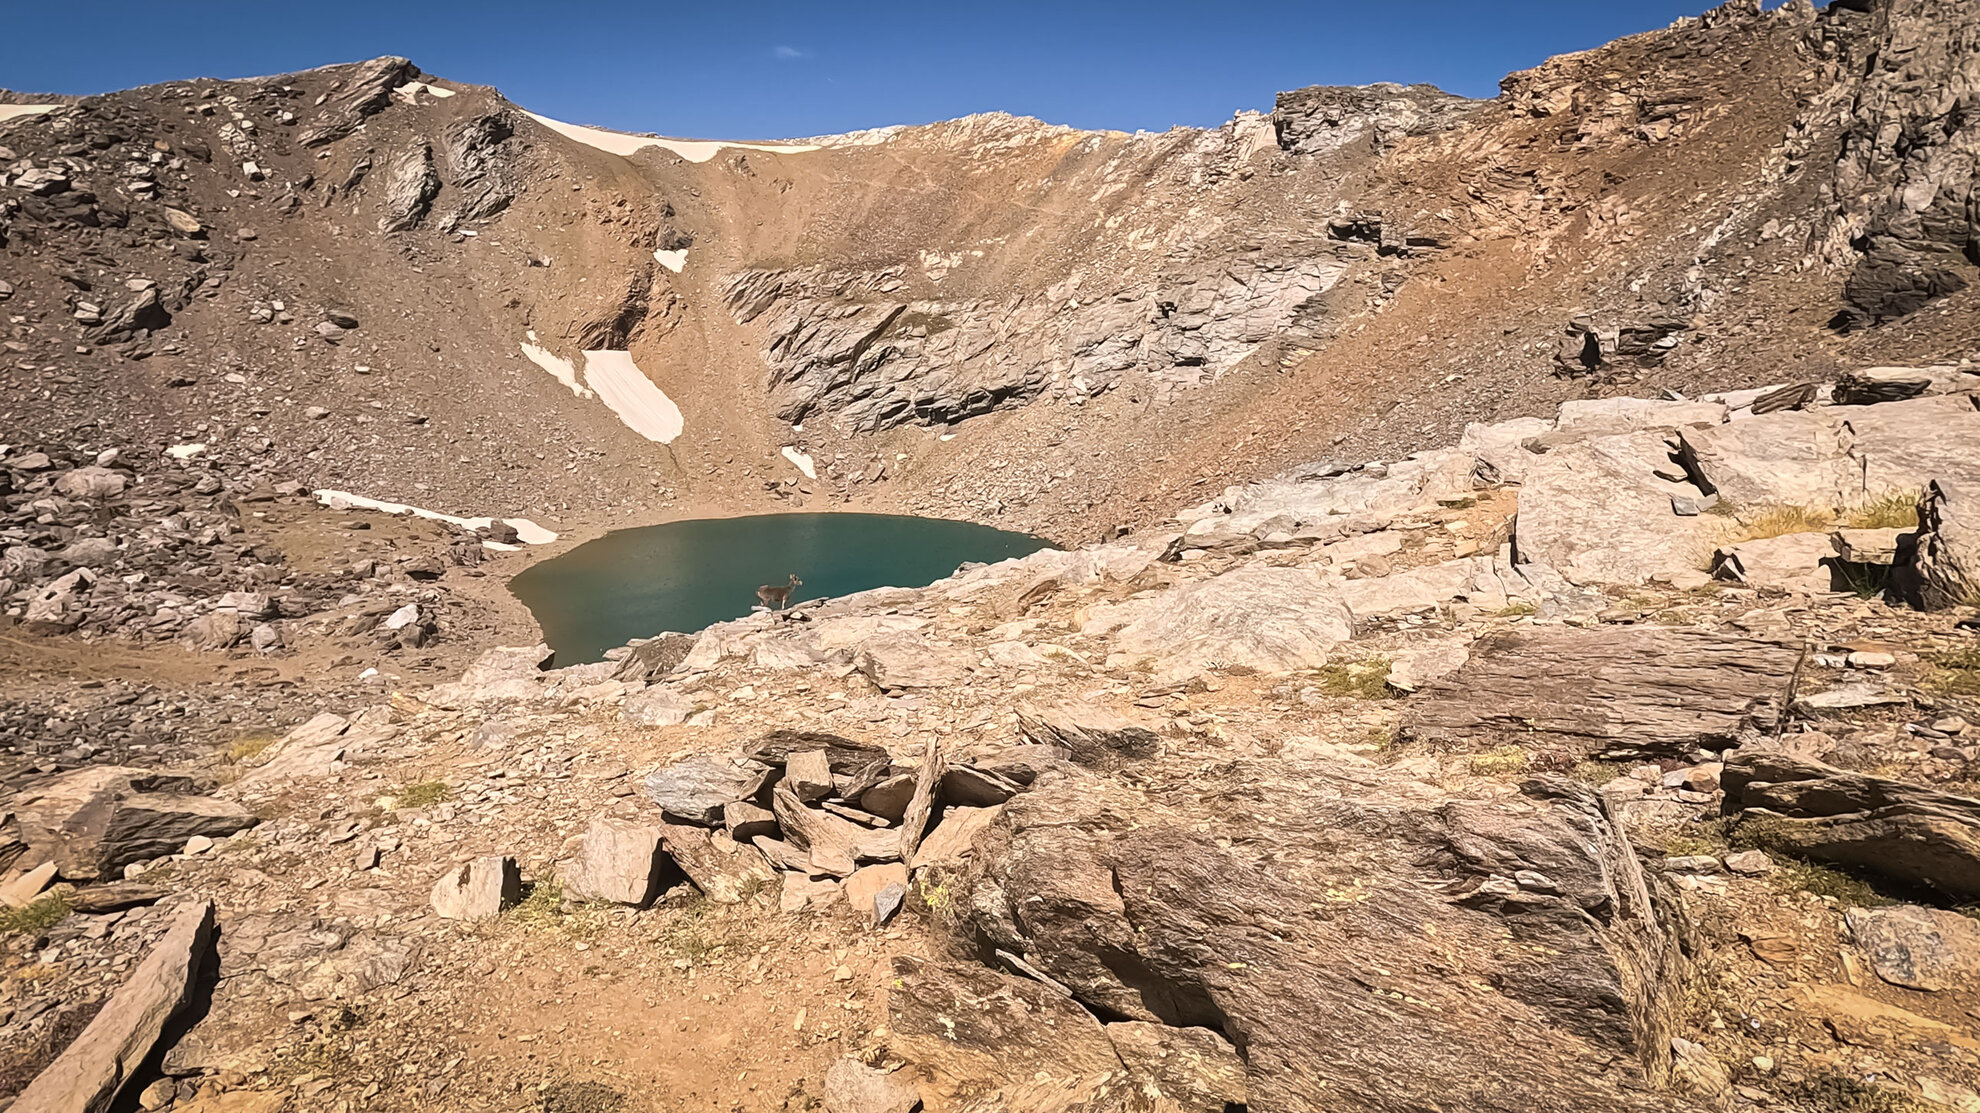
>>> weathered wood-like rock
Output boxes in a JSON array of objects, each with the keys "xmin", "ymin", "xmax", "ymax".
[
  {"xmin": 910, "ymin": 805, "xmax": 1004, "ymax": 870},
  {"xmin": 430, "ymin": 855, "xmax": 521, "ymax": 920},
  {"xmin": 773, "ymin": 782, "xmax": 899, "ymax": 878},
  {"xmin": 898, "ymin": 739, "xmax": 945, "ymax": 865},
  {"xmin": 884, "ymin": 956, "xmax": 1128, "ymax": 1110},
  {"xmin": 1106, "ymin": 1021, "xmax": 1248, "ymax": 1113},
  {"xmin": 659, "ymin": 824, "xmax": 776, "ymax": 903},
  {"xmin": 1847, "ymin": 905, "xmax": 1980, "ymax": 992},
  {"xmin": 13, "ymin": 767, "xmax": 258, "ymax": 880},
  {"xmin": 822, "ymin": 1056, "xmax": 920, "ymax": 1113},
  {"xmin": 723, "ymin": 801, "xmax": 779, "ymax": 842},
  {"xmin": 1016, "ymin": 704, "xmax": 1159, "ymax": 771},
  {"xmin": 643, "ymin": 756, "xmax": 770, "ymax": 826},
  {"xmin": 1723, "ymin": 750, "xmax": 1980, "ymax": 899},
  {"xmin": 1912, "ymin": 479, "xmax": 1978, "ymax": 610},
  {"xmin": 746, "ymin": 730, "xmax": 893, "ymax": 774},
  {"xmin": 564, "ymin": 815, "xmax": 668, "ymax": 906},
  {"xmin": 940, "ymin": 766, "xmax": 1020, "ymax": 806},
  {"xmin": 1402, "ymin": 627, "xmax": 1801, "ymax": 759},
  {"xmin": 946, "ymin": 763, "xmax": 1692, "ymax": 1111},
  {"xmin": 13, "ymin": 900, "xmax": 216, "ymax": 1113}
]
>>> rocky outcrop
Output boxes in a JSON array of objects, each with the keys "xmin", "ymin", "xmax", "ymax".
[
  {"xmin": 1911, "ymin": 479, "xmax": 1979, "ymax": 609},
  {"xmin": 378, "ymin": 141, "xmax": 441, "ymax": 234},
  {"xmin": 723, "ymin": 250, "xmax": 1349, "ymax": 431},
  {"xmin": 440, "ymin": 110, "xmax": 523, "ymax": 228},
  {"xmin": 1828, "ymin": 0, "xmax": 1980, "ymax": 325},
  {"xmin": 938, "ymin": 763, "xmax": 1693, "ymax": 1112},
  {"xmin": 13, "ymin": 767, "xmax": 257, "ymax": 880},
  {"xmin": 1272, "ymin": 83, "xmax": 1477, "ymax": 156},
  {"xmin": 298, "ymin": 56, "xmax": 417, "ymax": 148},
  {"xmin": 1723, "ymin": 750, "xmax": 1980, "ymax": 899}
]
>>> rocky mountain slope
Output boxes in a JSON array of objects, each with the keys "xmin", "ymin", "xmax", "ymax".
[
  {"xmin": 6, "ymin": 1, "xmax": 1980, "ymax": 1111},
  {"xmin": 1, "ymin": 0, "xmax": 1977, "ymax": 546}
]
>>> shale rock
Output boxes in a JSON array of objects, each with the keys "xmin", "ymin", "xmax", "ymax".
[
  {"xmin": 1846, "ymin": 904, "xmax": 1980, "ymax": 992},
  {"xmin": 13, "ymin": 767, "xmax": 257, "ymax": 880},
  {"xmin": 564, "ymin": 814, "xmax": 669, "ymax": 906},
  {"xmin": 429, "ymin": 855, "xmax": 521, "ymax": 920}
]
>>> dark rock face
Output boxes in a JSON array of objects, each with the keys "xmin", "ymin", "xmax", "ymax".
[
  {"xmin": 441, "ymin": 111, "xmax": 523, "ymax": 228},
  {"xmin": 378, "ymin": 141, "xmax": 441, "ymax": 234},
  {"xmin": 1830, "ymin": 0, "xmax": 1980, "ymax": 325},
  {"xmin": 298, "ymin": 56, "xmax": 417, "ymax": 148},
  {"xmin": 942, "ymin": 763, "xmax": 1695, "ymax": 1112},
  {"xmin": 1272, "ymin": 82, "xmax": 1478, "ymax": 157},
  {"xmin": 1910, "ymin": 479, "xmax": 1979, "ymax": 610}
]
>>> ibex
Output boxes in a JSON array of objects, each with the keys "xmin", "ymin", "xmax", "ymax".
[{"xmin": 756, "ymin": 573, "xmax": 801, "ymax": 611}]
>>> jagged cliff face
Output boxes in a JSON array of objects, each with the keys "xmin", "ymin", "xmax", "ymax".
[{"xmin": 0, "ymin": 0, "xmax": 1975, "ymax": 540}]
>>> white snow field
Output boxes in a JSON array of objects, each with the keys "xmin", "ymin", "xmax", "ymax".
[
  {"xmin": 524, "ymin": 112, "xmax": 821, "ymax": 164},
  {"xmin": 314, "ymin": 490, "xmax": 557, "ymax": 548},
  {"xmin": 582, "ymin": 350, "xmax": 683, "ymax": 444}
]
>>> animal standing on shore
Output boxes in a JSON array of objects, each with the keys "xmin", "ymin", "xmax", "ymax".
[{"xmin": 756, "ymin": 573, "xmax": 802, "ymax": 611}]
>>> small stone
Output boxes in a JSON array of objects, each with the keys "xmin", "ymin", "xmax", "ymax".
[
  {"xmin": 183, "ymin": 835, "xmax": 214, "ymax": 855},
  {"xmin": 821, "ymin": 1056, "xmax": 919, "ymax": 1113},
  {"xmin": 1846, "ymin": 650, "xmax": 1897, "ymax": 669},
  {"xmin": 139, "ymin": 1077, "xmax": 176, "ymax": 1110},
  {"xmin": 1929, "ymin": 715, "xmax": 1968, "ymax": 735},
  {"xmin": 1724, "ymin": 850, "xmax": 1774, "ymax": 876},
  {"xmin": 843, "ymin": 862, "xmax": 909, "ymax": 924},
  {"xmin": 1663, "ymin": 855, "xmax": 1722, "ymax": 874},
  {"xmin": 429, "ymin": 855, "xmax": 521, "ymax": 920}
]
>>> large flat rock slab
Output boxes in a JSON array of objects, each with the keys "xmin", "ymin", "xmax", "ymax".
[
  {"xmin": 13, "ymin": 900, "xmax": 216, "ymax": 1113},
  {"xmin": 939, "ymin": 764, "xmax": 1691, "ymax": 1112},
  {"xmin": 1401, "ymin": 627, "xmax": 1802, "ymax": 759}
]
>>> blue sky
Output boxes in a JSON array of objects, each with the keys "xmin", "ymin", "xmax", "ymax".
[{"xmin": 9, "ymin": 2, "xmax": 1747, "ymax": 138}]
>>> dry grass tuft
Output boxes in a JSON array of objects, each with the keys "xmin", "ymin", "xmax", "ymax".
[{"xmin": 1840, "ymin": 491, "xmax": 1920, "ymax": 531}]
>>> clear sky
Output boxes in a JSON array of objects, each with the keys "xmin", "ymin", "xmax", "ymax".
[{"xmin": 8, "ymin": 1, "xmax": 1757, "ymax": 139}]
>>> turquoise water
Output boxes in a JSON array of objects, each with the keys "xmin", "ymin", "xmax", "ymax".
[{"xmin": 509, "ymin": 513, "xmax": 1052, "ymax": 664}]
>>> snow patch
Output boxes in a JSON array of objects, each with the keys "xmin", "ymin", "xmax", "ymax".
[
  {"xmin": 524, "ymin": 111, "xmax": 820, "ymax": 164},
  {"xmin": 0, "ymin": 104, "xmax": 60, "ymax": 123},
  {"xmin": 314, "ymin": 490, "xmax": 557, "ymax": 548},
  {"xmin": 781, "ymin": 446, "xmax": 817, "ymax": 480},
  {"xmin": 654, "ymin": 248, "xmax": 688, "ymax": 273},
  {"xmin": 583, "ymin": 350, "xmax": 683, "ymax": 444},
  {"xmin": 521, "ymin": 333, "xmax": 591, "ymax": 398},
  {"xmin": 391, "ymin": 81, "xmax": 456, "ymax": 102}
]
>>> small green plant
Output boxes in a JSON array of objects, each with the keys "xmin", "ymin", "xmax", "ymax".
[
  {"xmin": 1766, "ymin": 861, "xmax": 1896, "ymax": 909},
  {"xmin": 660, "ymin": 898, "xmax": 718, "ymax": 962},
  {"xmin": 394, "ymin": 780, "xmax": 451, "ymax": 808},
  {"xmin": 1840, "ymin": 491, "xmax": 1920, "ymax": 531},
  {"xmin": 0, "ymin": 894, "xmax": 71, "ymax": 935},
  {"xmin": 223, "ymin": 731, "xmax": 280, "ymax": 765},
  {"xmin": 1312, "ymin": 658, "xmax": 1395, "ymax": 700},
  {"xmin": 1569, "ymin": 759, "xmax": 1627, "ymax": 785},
  {"xmin": 508, "ymin": 879, "xmax": 608, "ymax": 939},
  {"xmin": 1924, "ymin": 646, "xmax": 1980, "ymax": 698},
  {"xmin": 1468, "ymin": 745, "xmax": 1530, "ymax": 776},
  {"xmin": 1723, "ymin": 503, "xmax": 1833, "ymax": 543},
  {"xmin": 1494, "ymin": 601, "xmax": 1537, "ymax": 617}
]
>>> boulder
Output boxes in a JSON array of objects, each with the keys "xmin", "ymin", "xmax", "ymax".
[
  {"xmin": 611, "ymin": 632, "xmax": 698, "ymax": 683},
  {"xmin": 773, "ymin": 781, "xmax": 900, "ymax": 878},
  {"xmin": 1106, "ymin": 1021, "xmax": 1248, "ymax": 1113},
  {"xmin": 1514, "ymin": 431, "xmax": 1717, "ymax": 585},
  {"xmin": 241, "ymin": 708, "xmax": 399, "ymax": 783},
  {"xmin": 1841, "ymin": 395, "xmax": 1980, "ymax": 495},
  {"xmin": 822, "ymin": 1057, "xmax": 920, "ymax": 1113},
  {"xmin": 1833, "ymin": 527, "xmax": 1907, "ymax": 565},
  {"xmin": 723, "ymin": 801, "xmax": 779, "ymax": 842},
  {"xmin": 563, "ymin": 815, "xmax": 668, "ymax": 906},
  {"xmin": 426, "ymin": 644, "xmax": 554, "ymax": 708},
  {"xmin": 53, "ymin": 466, "xmax": 129, "ymax": 499},
  {"xmin": 745, "ymin": 730, "xmax": 894, "ymax": 773},
  {"xmin": 1846, "ymin": 904, "xmax": 1980, "ymax": 992},
  {"xmin": 843, "ymin": 862, "xmax": 909, "ymax": 923},
  {"xmin": 858, "ymin": 634, "xmax": 973, "ymax": 689},
  {"xmin": 24, "ymin": 567, "xmax": 95, "ymax": 633},
  {"xmin": 1103, "ymin": 565, "xmax": 1354, "ymax": 681},
  {"xmin": 182, "ymin": 611, "xmax": 243, "ymax": 651},
  {"xmin": 429, "ymin": 855, "xmax": 521, "ymax": 920},
  {"xmin": 945, "ymin": 764, "xmax": 1691, "ymax": 1111},
  {"xmin": 786, "ymin": 750, "xmax": 835, "ymax": 803},
  {"xmin": 884, "ymin": 956, "xmax": 1129, "ymax": 1110},
  {"xmin": 1402, "ymin": 628, "xmax": 1802, "ymax": 759},
  {"xmin": 1912, "ymin": 479, "xmax": 1978, "ymax": 610},
  {"xmin": 1723, "ymin": 750, "xmax": 1980, "ymax": 899},
  {"xmin": 1016, "ymin": 704, "xmax": 1159, "ymax": 771},
  {"xmin": 1554, "ymin": 398, "xmax": 1727, "ymax": 437},
  {"xmin": 622, "ymin": 685, "xmax": 693, "ymax": 727},
  {"xmin": 13, "ymin": 767, "xmax": 258, "ymax": 881},
  {"xmin": 909, "ymin": 805, "xmax": 1005, "ymax": 869},
  {"xmin": 643, "ymin": 755, "xmax": 771, "ymax": 826},
  {"xmin": 781, "ymin": 872, "xmax": 841, "ymax": 913},
  {"xmin": 11, "ymin": 900, "xmax": 216, "ymax": 1113}
]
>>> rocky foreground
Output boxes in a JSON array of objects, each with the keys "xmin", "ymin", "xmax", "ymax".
[{"xmin": 3, "ymin": 368, "xmax": 1979, "ymax": 1111}]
